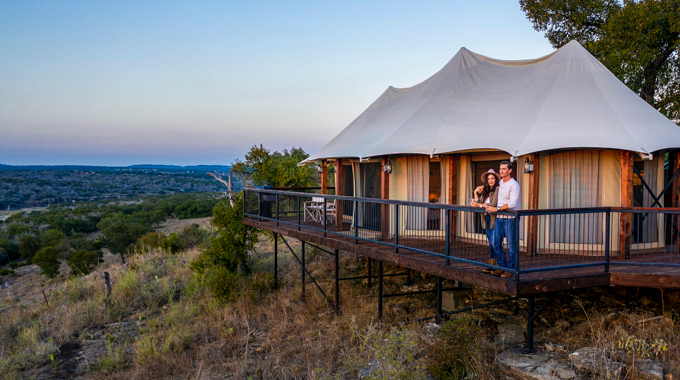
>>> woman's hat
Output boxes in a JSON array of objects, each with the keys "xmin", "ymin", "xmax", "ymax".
[{"xmin": 481, "ymin": 169, "xmax": 500, "ymax": 183}]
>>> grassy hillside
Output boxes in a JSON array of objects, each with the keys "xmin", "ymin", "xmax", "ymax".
[{"xmin": 2, "ymin": 233, "xmax": 679, "ymax": 378}]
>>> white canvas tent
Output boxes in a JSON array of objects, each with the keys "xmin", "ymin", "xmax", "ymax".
[{"xmin": 305, "ymin": 40, "xmax": 680, "ymax": 162}]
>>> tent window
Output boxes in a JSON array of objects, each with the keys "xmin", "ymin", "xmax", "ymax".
[{"xmin": 548, "ymin": 151, "xmax": 603, "ymax": 244}]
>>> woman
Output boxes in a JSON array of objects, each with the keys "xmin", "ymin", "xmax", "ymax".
[{"xmin": 470, "ymin": 169, "xmax": 500, "ymax": 274}]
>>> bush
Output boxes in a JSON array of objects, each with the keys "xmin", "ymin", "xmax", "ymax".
[
  {"xmin": 68, "ymin": 250, "xmax": 101, "ymax": 276},
  {"xmin": 0, "ymin": 268, "xmax": 15, "ymax": 276},
  {"xmin": 137, "ymin": 232, "xmax": 167, "ymax": 254},
  {"xmin": 205, "ymin": 266, "xmax": 242, "ymax": 303},
  {"xmin": 427, "ymin": 316, "xmax": 482, "ymax": 379},
  {"xmin": 32, "ymin": 247, "xmax": 59, "ymax": 278}
]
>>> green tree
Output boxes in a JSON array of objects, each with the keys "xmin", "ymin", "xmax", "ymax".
[
  {"xmin": 33, "ymin": 247, "xmax": 60, "ymax": 278},
  {"xmin": 18, "ymin": 234, "xmax": 40, "ymax": 261},
  {"xmin": 192, "ymin": 193, "xmax": 257, "ymax": 273},
  {"xmin": 231, "ymin": 145, "xmax": 318, "ymax": 188},
  {"xmin": 68, "ymin": 250, "xmax": 101, "ymax": 276},
  {"xmin": 98, "ymin": 215, "xmax": 150, "ymax": 262},
  {"xmin": 520, "ymin": 0, "xmax": 680, "ymax": 119}
]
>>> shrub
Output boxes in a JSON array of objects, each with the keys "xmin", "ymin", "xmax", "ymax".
[
  {"xmin": 427, "ymin": 316, "xmax": 482, "ymax": 379},
  {"xmin": 345, "ymin": 324, "xmax": 427, "ymax": 379},
  {"xmin": 0, "ymin": 268, "xmax": 15, "ymax": 276},
  {"xmin": 205, "ymin": 266, "xmax": 242, "ymax": 303},
  {"xmin": 68, "ymin": 250, "xmax": 101, "ymax": 276},
  {"xmin": 32, "ymin": 247, "xmax": 60, "ymax": 278},
  {"xmin": 137, "ymin": 232, "xmax": 166, "ymax": 254}
]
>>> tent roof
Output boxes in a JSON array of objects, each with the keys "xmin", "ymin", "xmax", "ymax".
[{"xmin": 305, "ymin": 41, "xmax": 680, "ymax": 163}]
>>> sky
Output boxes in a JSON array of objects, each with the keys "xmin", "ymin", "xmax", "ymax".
[{"xmin": 0, "ymin": 1, "xmax": 554, "ymax": 166}]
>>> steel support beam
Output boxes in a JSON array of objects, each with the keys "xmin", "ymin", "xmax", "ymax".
[
  {"xmin": 335, "ymin": 248, "xmax": 340, "ymax": 314},
  {"xmin": 378, "ymin": 260, "xmax": 383, "ymax": 319}
]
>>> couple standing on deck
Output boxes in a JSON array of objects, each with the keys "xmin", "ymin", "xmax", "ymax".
[{"xmin": 470, "ymin": 161, "xmax": 519, "ymax": 279}]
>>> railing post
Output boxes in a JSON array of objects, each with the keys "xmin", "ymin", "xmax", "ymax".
[
  {"xmin": 323, "ymin": 197, "xmax": 327, "ymax": 237},
  {"xmin": 394, "ymin": 205, "xmax": 399, "ymax": 253},
  {"xmin": 445, "ymin": 209, "xmax": 451, "ymax": 265},
  {"xmin": 514, "ymin": 215, "xmax": 520, "ymax": 282},
  {"xmin": 354, "ymin": 200, "xmax": 359, "ymax": 244},
  {"xmin": 605, "ymin": 209, "xmax": 611, "ymax": 273},
  {"xmin": 275, "ymin": 193, "xmax": 280, "ymax": 226},
  {"xmin": 297, "ymin": 195, "xmax": 301, "ymax": 231}
]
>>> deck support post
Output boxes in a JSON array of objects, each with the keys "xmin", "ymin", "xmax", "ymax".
[
  {"xmin": 526, "ymin": 295, "xmax": 535, "ymax": 353},
  {"xmin": 524, "ymin": 293, "xmax": 557, "ymax": 353},
  {"xmin": 378, "ymin": 260, "xmax": 383, "ymax": 319},
  {"xmin": 367, "ymin": 258, "xmax": 372, "ymax": 287},
  {"xmin": 301, "ymin": 241, "xmax": 306, "ymax": 301},
  {"xmin": 273, "ymin": 232, "xmax": 278, "ymax": 288},
  {"xmin": 405, "ymin": 268, "xmax": 412, "ymax": 285},
  {"xmin": 335, "ymin": 249, "xmax": 340, "ymax": 314},
  {"xmin": 436, "ymin": 277, "xmax": 443, "ymax": 323}
]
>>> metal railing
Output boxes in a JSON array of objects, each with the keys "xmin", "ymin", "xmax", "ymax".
[{"xmin": 243, "ymin": 188, "xmax": 680, "ymax": 281}]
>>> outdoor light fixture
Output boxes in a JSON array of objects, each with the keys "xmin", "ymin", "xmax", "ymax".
[
  {"xmin": 524, "ymin": 157, "xmax": 534, "ymax": 173},
  {"xmin": 317, "ymin": 164, "xmax": 324, "ymax": 173},
  {"xmin": 383, "ymin": 160, "xmax": 393, "ymax": 174}
]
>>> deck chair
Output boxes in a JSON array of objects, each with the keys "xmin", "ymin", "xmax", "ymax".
[
  {"xmin": 303, "ymin": 197, "xmax": 324, "ymax": 222},
  {"xmin": 322, "ymin": 200, "xmax": 337, "ymax": 225}
]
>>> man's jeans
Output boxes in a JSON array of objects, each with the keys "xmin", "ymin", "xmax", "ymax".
[
  {"xmin": 494, "ymin": 217, "xmax": 517, "ymax": 270},
  {"xmin": 484, "ymin": 214, "xmax": 495, "ymax": 259}
]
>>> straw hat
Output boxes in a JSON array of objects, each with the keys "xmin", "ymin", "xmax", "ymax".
[{"xmin": 480, "ymin": 169, "xmax": 500, "ymax": 183}]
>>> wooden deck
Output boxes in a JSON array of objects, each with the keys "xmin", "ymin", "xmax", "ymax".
[{"xmin": 245, "ymin": 217, "xmax": 680, "ymax": 296}]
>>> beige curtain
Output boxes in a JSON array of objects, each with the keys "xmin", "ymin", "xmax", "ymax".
[
  {"xmin": 636, "ymin": 156, "xmax": 661, "ymax": 244},
  {"xmin": 549, "ymin": 151, "xmax": 604, "ymax": 244},
  {"xmin": 406, "ymin": 156, "xmax": 429, "ymax": 230}
]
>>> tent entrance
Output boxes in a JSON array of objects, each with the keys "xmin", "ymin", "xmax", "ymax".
[{"xmin": 353, "ymin": 162, "xmax": 382, "ymax": 232}]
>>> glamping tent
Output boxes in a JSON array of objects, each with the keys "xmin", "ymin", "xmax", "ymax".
[{"xmin": 305, "ymin": 41, "xmax": 680, "ymax": 255}]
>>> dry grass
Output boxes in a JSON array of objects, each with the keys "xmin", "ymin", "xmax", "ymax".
[{"xmin": 1, "ymin": 235, "xmax": 680, "ymax": 379}]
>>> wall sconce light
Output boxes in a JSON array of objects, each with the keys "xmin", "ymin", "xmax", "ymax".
[
  {"xmin": 317, "ymin": 164, "xmax": 324, "ymax": 173},
  {"xmin": 524, "ymin": 157, "xmax": 534, "ymax": 173},
  {"xmin": 383, "ymin": 160, "xmax": 392, "ymax": 174}
]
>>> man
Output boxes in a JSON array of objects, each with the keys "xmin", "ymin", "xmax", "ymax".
[{"xmin": 485, "ymin": 161, "xmax": 519, "ymax": 279}]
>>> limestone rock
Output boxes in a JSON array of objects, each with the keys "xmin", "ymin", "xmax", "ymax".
[
  {"xmin": 495, "ymin": 316, "xmax": 525, "ymax": 345},
  {"xmin": 496, "ymin": 346, "xmax": 577, "ymax": 380},
  {"xmin": 569, "ymin": 347, "xmax": 626, "ymax": 379}
]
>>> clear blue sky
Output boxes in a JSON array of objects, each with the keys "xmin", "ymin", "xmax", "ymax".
[{"xmin": 0, "ymin": 1, "xmax": 553, "ymax": 166}]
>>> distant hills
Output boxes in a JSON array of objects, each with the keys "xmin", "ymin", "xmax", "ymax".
[{"xmin": 0, "ymin": 164, "xmax": 231, "ymax": 173}]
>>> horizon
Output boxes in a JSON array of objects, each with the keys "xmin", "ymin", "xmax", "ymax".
[{"xmin": 1, "ymin": 1, "xmax": 553, "ymax": 166}]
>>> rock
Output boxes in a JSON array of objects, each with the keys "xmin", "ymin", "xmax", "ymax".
[
  {"xmin": 496, "ymin": 346, "xmax": 577, "ymax": 380},
  {"xmin": 554, "ymin": 319, "xmax": 570, "ymax": 330},
  {"xmin": 569, "ymin": 347, "xmax": 626, "ymax": 379},
  {"xmin": 544, "ymin": 342, "xmax": 566, "ymax": 353},
  {"xmin": 665, "ymin": 290, "xmax": 680, "ymax": 305},
  {"xmin": 633, "ymin": 359, "xmax": 665, "ymax": 380},
  {"xmin": 639, "ymin": 296, "xmax": 656, "ymax": 307},
  {"xmin": 441, "ymin": 290, "xmax": 471, "ymax": 311},
  {"xmin": 495, "ymin": 316, "xmax": 525, "ymax": 345}
]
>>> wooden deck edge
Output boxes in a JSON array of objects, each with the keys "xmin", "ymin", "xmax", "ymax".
[
  {"xmin": 610, "ymin": 273, "xmax": 680, "ymax": 289},
  {"xmin": 245, "ymin": 218, "xmax": 516, "ymax": 295},
  {"xmin": 516, "ymin": 273, "xmax": 611, "ymax": 296}
]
